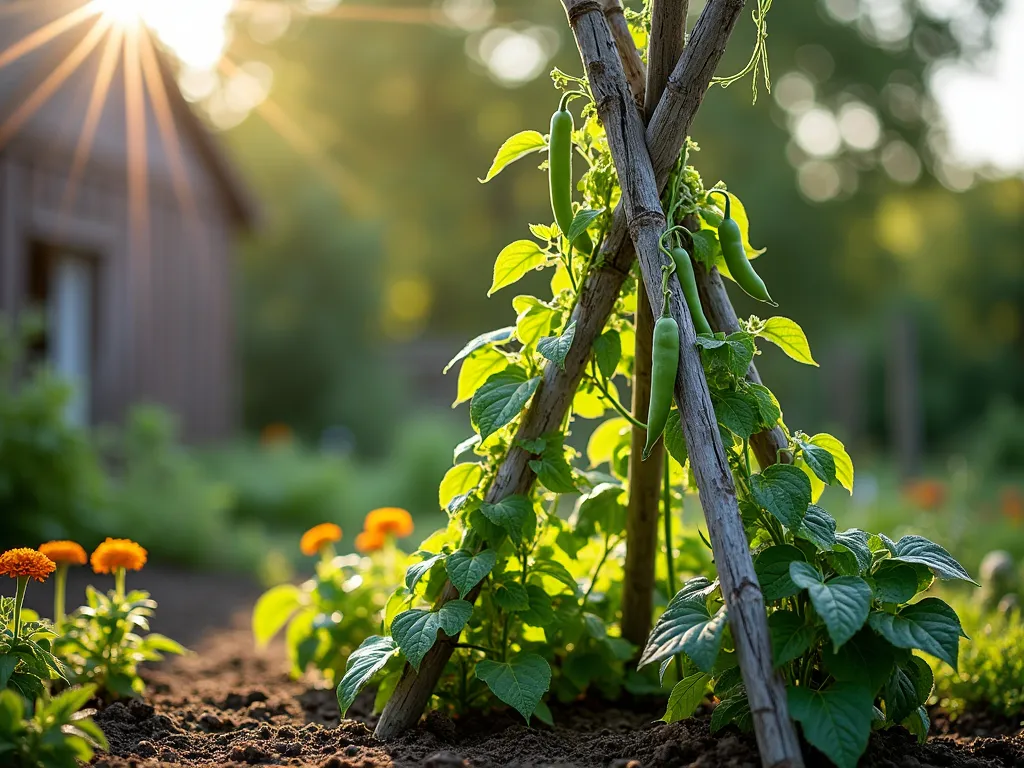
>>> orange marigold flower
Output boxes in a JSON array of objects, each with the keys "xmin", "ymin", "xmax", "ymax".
[
  {"xmin": 300, "ymin": 523, "xmax": 342, "ymax": 556},
  {"xmin": 364, "ymin": 507, "xmax": 414, "ymax": 539},
  {"xmin": 355, "ymin": 529, "xmax": 385, "ymax": 554},
  {"xmin": 902, "ymin": 479, "xmax": 946, "ymax": 511},
  {"xmin": 39, "ymin": 540, "xmax": 88, "ymax": 566},
  {"xmin": 90, "ymin": 538, "xmax": 148, "ymax": 574},
  {"xmin": 0, "ymin": 548, "xmax": 56, "ymax": 582}
]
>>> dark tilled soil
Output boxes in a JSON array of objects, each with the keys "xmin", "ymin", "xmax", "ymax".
[{"xmin": 85, "ymin": 622, "xmax": 1024, "ymax": 768}]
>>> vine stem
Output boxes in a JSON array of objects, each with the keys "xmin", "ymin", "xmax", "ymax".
[{"xmin": 589, "ymin": 363, "xmax": 646, "ymax": 429}]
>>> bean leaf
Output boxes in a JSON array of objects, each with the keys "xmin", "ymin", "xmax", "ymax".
[
  {"xmin": 662, "ymin": 673, "xmax": 711, "ymax": 723},
  {"xmin": 391, "ymin": 600, "xmax": 473, "ymax": 670},
  {"xmin": 537, "ymin": 321, "xmax": 577, "ymax": 370},
  {"xmin": 889, "ymin": 535, "xmax": 978, "ymax": 585},
  {"xmin": 479, "ymin": 130, "xmax": 546, "ymax": 183},
  {"xmin": 489, "ymin": 240, "xmax": 549, "ymax": 296},
  {"xmin": 638, "ymin": 595, "xmax": 728, "ymax": 673},
  {"xmin": 479, "ymin": 495, "xmax": 536, "ymax": 544},
  {"xmin": 754, "ymin": 545, "xmax": 805, "ymax": 601},
  {"xmin": 470, "ymin": 367, "xmax": 540, "ymax": 440},
  {"xmin": 768, "ymin": 610, "xmax": 814, "ymax": 668},
  {"xmin": 404, "ymin": 552, "xmax": 445, "ymax": 592},
  {"xmin": 443, "ymin": 327, "xmax": 514, "ymax": 374},
  {"xmin": 445, "ymin": 549, "xmax": 497, "ymax": 598},
  {"xmin": 749, "ymin": 464, "xmax": 811, "ymax": 529},
  {"xmin": 790, "ymin": 562, "xmax": 872, "ymax": 651},
  {"xmin": 475, "ymin": 654, "xmax": 551, "ymax": 722},
  {"xmin": 758, "ymin": 317, "xmax": 818, "ymax": 366},
  {"xmin": 867, "ymin": 598, "xmax": 965, "ymax": 669},
  {"xmin": 789, "ymin": 683, "xmax": 874, "ymax": 768},
  {"xmin": 336, "ymin": 636, "xmax": 397, "ymax": 715},
  {"xmin": 593, "ymin": 330, "xmax": 621, "ymax": 380},
  {"xmin": 795, "ymin": 505, "xmax": 837, "ymax": 551}
]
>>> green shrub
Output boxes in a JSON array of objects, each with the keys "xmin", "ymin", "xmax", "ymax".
[
  {"xmin": 0, "ymin": 685, "xmax": 107, "ymax": 768},
  {"xmin": 931, "ymin": 597, "xmax": 1024, "ymax": 719}
]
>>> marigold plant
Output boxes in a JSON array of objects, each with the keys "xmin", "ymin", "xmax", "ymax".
[
  {"xmin": 39, "ymin": 541, "xmax": 87, "ymax": 630},
  {"xmin": 0, "ymin": 549, "xmax": 56, "ymax": 584},
  {"xmin": 355, "ymin": 529, "xmax": 385, "ymax": 554}
]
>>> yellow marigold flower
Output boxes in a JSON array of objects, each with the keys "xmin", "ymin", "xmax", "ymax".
[
  {"xmin": 39, "ymin": 540, "xmax": 88, "ymax": 566},
  {"xmin": 364, "ymin": 507, "xmax": 414, "ymax": 539},
  {"xmin": 355, "ymin": 529, "xmax": 385, "ymax": 554},
  {"xmin": 300, "ymin": 523, "xmax": 342, "ymax": 556},
  {"xmin": 0, "ymin": 548, "xmax": 56, "ymax": 582},
  {"xmin": 91, "ymin": 538, "xmax": 148, "ymax": 574}
]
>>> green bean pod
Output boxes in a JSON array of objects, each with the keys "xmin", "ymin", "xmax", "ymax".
[
  {"xmin": 710, "ymin": 191, "xmax": 774, "ymax": 305},
  {"xmin": 670, "ymin": 246, "xmax": 713, "ymax": 336},
  {"xmin": 643, "ymin": 314, "xmax": 680, "ymax": 460},
  {"xmin": 549, "ymin": 95, "xmax": 575, "ymax": 238},
  {"xmin": 548, "ymin": 95, "xmax": 593, "ymax": 254}
]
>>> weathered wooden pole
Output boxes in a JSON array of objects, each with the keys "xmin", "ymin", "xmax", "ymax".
[
  {"xmin": 374, "ymin": 0, "xmax": 750, "ymax": 741},
  {"xmin": 559, "ymin": 2, "xmax": 803, "ymax": 766},
  {"xmin": 621, "ymin": 0, "xmax": 688, "ymax": 648}
]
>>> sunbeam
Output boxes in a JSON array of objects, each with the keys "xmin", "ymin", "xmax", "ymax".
[
  {"xmin": 0, "ymin": 2, "xmax": 95, "ymax": 70},
  {"xmin": 62, "ymin": 23, "xmax": 124, "ymax": 214},
  {"xmin": 0, "ymin": 16, "xmax": 111, "ymax": 149}
]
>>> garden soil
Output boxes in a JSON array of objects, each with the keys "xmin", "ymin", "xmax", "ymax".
[{"xmin": 63, "ymin": 569, "xmax": 1023, "ymax": 768}]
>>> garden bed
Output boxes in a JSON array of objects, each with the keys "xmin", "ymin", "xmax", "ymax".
[{"xmin": 86, "ymin": 585, "xmax": 1024, "ymax": 768}]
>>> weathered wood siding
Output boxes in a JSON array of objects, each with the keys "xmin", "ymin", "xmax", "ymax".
[{"xmin": 0, "ymin": 2, "xmax": 243, "ymax": 441}]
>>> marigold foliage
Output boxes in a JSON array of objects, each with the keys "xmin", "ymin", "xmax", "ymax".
[
  {"xmin": 300, "ymin": 523, "xmax": 343, "ymax": 556},
  {"xmin": 39, "ymin": 540, "xmax": 88, "ymax": 566},
  {"xmin": 90, "ymin": 538, "xmax": 147, "ymax": 574},
  {"xmin": 0, "ymin": 548, "xmax": 56, "ymax": 582}
]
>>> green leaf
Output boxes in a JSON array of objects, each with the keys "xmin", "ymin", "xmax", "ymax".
[
  {"xmin": 662, "ymin": 673, "xmax": 711, "ymax": 723},
  {"xmin": 528, "ymin": 435, "xmax": 578, "ymax": 494},
  {"xmin": 336, "ymin": 636, "xmax": 397, "ymax": 715},
  {"xmin": 789, "ymin": 683, "xmax": 874, "ymax": 768},
  {"xmin": 391, "ymin": 600, "xmax": 473, "ymax": 670},
  {"xmin": 452, "ymin": 434, "xmax": 481, "ymax": 463},
  {"xmin": 479, "ymin": 495, "xmax": 536, "ymax": 544},
  {"xmin": 689, "ymin": 229, "xmax": 717, "ymax": 267},
  {"xmin": 252, "ymin": 584, "xmax": 303, "ymax": 647},
  {"xmin": 747, "ymin": 383, "xmax": 782, "ymax": 429},
  {"xmin": 479, "ymin": 130, "xmax": 546, "ymax": 183},
  {"xmin": 754, "ymin": 545, "xmax": 805, "ymax": 601},
  {"xmin": 712, "ymin": 390, "xmax": 759, "ymax": 439},
  {"xmin": 530, "ymin": 560, "xmax": 579, "ymax": 594},
  {"xmin": 565, "ymin": 208, "xmax": 604, "ymax": 244},
  {"xmin": 573, "ymin": 483, "xmax": 627, "ymax": 538},
  {"xmin": 889, "ymin": 536, "xmax": 978, "ymax": 585},
  {"xmin": 758, "ymin": 317, "xmax": 818, "ymax": 366},
  {"xmin": 638, "ymin": 595, "xmax": 728, "ymax": 673},
  {"xmin": 796, "ymin": 438, "xmax": 837, "ymax": 485},
  {"xmin": 749, "ymin": 464, "xmax": 811, "ymax": 529},
  {"xmin": 697, "ymin": 333, "xmax": 755, "ymax": 379},
  {"xmin": 586, "ymin": 417, "xmax": 630, "ymax": 468},
  {"xmin": 790, "ymin": 562, "xmax": 872, "ymax": 650},
  {"xmin": 489, "ymin": 240, "xmax": 549, "ymax": 296},
  {"xmin": 405, "ymin": 552, "xmax": 446, "ymax": 592},
  {"xmin": 454, "ymin": 346, "xmax": 508, "ymax": 406},
  {"xmin": 768, "ymin": 610, "xmax": 814, "ymax": 668},
  {"xmin": 807, "ymin": 433, "xmax": 854, "ymax": 493},
  {"xmin": 492, "ymin": 579, "xmax": 531, "ymax": 611},
  {"xmin": 796, "ymin": 505, "xmax": 837, "ymax": 551},
  {"xmin": 514, "ymin": 295, "xmax": 560, "ymax": 346},
  {"xmin": 871, "ymin": 562, "xmax": 920, "ymax": 604},
  {"xmin": 903, "ymin": 706, "xmax": 930, "ymax": 744},
  {"xmin": 834, "ymin": 529, "xmax": 873, "ymax": 574},
  {"xmin": 884, "ymin": 654, "xmax": 933, "ymax": 723},
  {"xmin": 710, "ymin": 691, "xmax": 752, "ymax": 733},
  {"xmin": 438, "ymin": 462, "xmax": 484, "ymax": 510},
  {"xmin": 823, "ymin": 627, "xmax": 897, "ymax": 694},
  {"xmin": 443, "ymin": 327, "xmax": 514, "ymax": 374},
  {"xmin": 593, "ymin": 330, "xmax": 621, "ymax": 380},
  {"xmin": 868, "ymin": 598, "xmax": 964, "ymax": 669},
  {"xmin": 445, "ymin": 549, "xmax": 497, "ymax": 598},
  {"xmin": 475, "ymin": 653, "xmax": 552, "ymax": 722},
  {"xmin": 538, "ymin": 321, "xmax": 576, "ymax": 370},
  {"xmin": 470, "ymin": 367, "xmax": 541, "ymax": 440},
  {"xmin": 519, "ymin": 583, "xmax": 557, "ymax": 627},
  {"xmin": 663, "ymin": 409, "xmax": 688, "ymax": 466}
]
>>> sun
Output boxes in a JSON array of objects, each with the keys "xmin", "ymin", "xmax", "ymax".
[
  {"xmin": 89, "ymin": 0, "xmax": 233, "ymax": 71},
  {"xmin": 91, "ymin": 0, "xmax": 146, "ymax": 26}
]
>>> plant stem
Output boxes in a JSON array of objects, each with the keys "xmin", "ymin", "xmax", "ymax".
[
  {"xmin": 589, "ymin": 364, "xmax": 646, "ymax": 429},
  {"xmin": 582, "ymin": 534, "xmax": 615, "ymax": 605},
  {"xmin": 114, "ymin": 568, "xmax": 126, "ymax": 601},
  {"xmin": 54, "ymin": 563, "xmax": 67, "ymax": 630},
  {"xmin": 663, "ymin": 454, "xmax": 683, "ymax": 680},
  {"xmin": 455, "ymin": 643, "xmax": 499, "ymax": 655},
  {"xmin": 13, "ymin": 576, "xmax": 27, "ymax": 638}
]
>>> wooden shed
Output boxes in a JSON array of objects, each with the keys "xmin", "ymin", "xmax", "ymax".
[{"xmin": 0, "ymin": 1, "xmax": 257, "ymax": 441}]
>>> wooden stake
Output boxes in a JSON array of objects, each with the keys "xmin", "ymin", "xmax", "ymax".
[
  {"xmin": 621, "ymin": 0, "xmax": 686, "ymax": 648},
  {"xmin": 560, "ymin": 2, "xmax": 803, "ymax": 766},
  {"xmin": 373, "ymin": 0, "xmax": 750, "ymax": 741}
]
